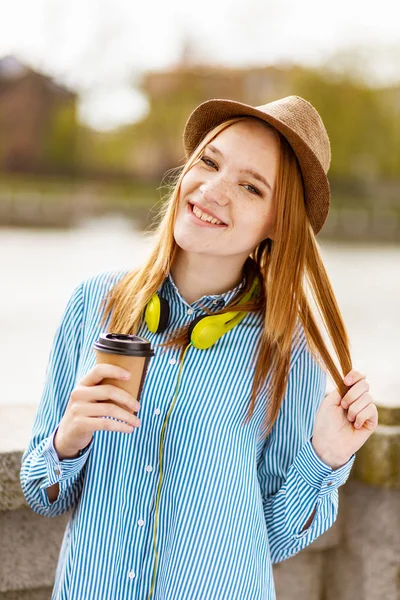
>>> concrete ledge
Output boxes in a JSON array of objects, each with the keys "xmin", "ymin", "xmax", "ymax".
[
  {"xmin": 324, "ymin": 480, "xmax": 400, "ymax": 600},
  {"xmin": 0, "ymin": 507, "xmax": 70, "ymax": 595},
  {"xmin": 352, "ymin": 404, "xmax": 400, "ymax": 489},
  {"xmin": 376, "ymin": 405, "xmax": 400, "ymax": 427},
  {"xmin": 0, "ymin": 451, "xmax": 25, "ymax": 512},
  {"xmin": 0, "ymin": 589, "xmax": 53, "ymax": 600},
  {"xmin": 0, "ymin": 406, "xmax": 39, "ymax": 511},
  {"xmin": 273, "ymin": 552, "xmax": 324, "ymax": 600}
]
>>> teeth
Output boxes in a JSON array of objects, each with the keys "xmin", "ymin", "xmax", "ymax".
[{"xmin": 192, "ymin": 204, "xmax": 224, "ymax": 225}]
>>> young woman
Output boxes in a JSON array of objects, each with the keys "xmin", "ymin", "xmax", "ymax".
[{"xmin": 21, "ymin": 95, "xmax": 378, "ymax": 600}]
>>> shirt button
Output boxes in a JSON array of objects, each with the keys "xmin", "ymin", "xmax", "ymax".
[
  {"xmin": 138, "ymin": 519, "xmax": 145, "ymax": 527},
  {"xmin": 212, "ymin": 299, "xmax": 218, "ymax": 305},
  {"xmin": 187, "ymin": 308, "xmax": 194, "ymax": 315},
  {"xmin": 168, "ymin": 358, "xmax": 177, "ymax": 365},
  {"xmin": 145, "ymin": 465, "xmax": 153, "ymax": 473},
  {"xmin": 128, "ymin": 570, "xmax": 135, "ymax": 579},
  {"xmin": 154, "ymin": 408, "xmax": 161, "ymax": 415},
  {"xmin": 55, "ymin": 467, "xmax": 61, "ymax": 476},
  {"xmin": 327, "ymin": 481, "xmax": 333, "ymax": 487}
]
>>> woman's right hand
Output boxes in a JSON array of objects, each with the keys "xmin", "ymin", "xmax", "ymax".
[{"xmin": 54, "ymin": 364, "xmax": 141, "ymax": 460}]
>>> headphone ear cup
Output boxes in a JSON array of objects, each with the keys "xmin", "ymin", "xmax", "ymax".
[
  {"xmin": 145, "ymin": 294, "xmax": 170, "ymax": 333},
  {"xmin": 188, "ymin": 315, "xmax": 205, "ymax": 341},
  {"xmin": 189, "ymin": 315, "xmax": 225, "ymax": 350},
  {"xmin": 157, "ymin": 296, "xmax": 170, "ymax": 333}
]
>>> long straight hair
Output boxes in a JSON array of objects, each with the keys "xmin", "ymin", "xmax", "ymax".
[{"xmin": 100, "ymin": 116, "xmax": 352, "ymax": 439}]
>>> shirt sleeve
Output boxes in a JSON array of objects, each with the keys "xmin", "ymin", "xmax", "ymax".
[
  {"xmin": 20, "ymin": 281, "xmax": 93, "ymax": 517},
  {"xmin": 257, "ymin": 344, "xmax": 355, "ymax": 563}
]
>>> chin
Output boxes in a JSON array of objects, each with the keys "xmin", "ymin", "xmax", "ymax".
[
  {"xmin": 173, "ymin": 226, "xmax": 195, "ymax": 252},
  {"xmin": 174, "ymin": 238, "xmax": 199, "ymax": 254}
]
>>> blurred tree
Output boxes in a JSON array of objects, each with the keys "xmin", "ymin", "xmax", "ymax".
[
  {"xmin": 291, "ymin": 67, "xmax": 400, "ymax": 182},
  {"xmin": 43, "ymin": 103, "xmax": 78, "ymax": 172}
]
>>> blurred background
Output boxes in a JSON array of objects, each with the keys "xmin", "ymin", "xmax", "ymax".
[{"xmin": 0, "ymin": 0, "xmax": 399, "ymax": 410}]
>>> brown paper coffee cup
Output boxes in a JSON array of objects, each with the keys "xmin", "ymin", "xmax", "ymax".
[{"xmin": 93, "ymin": 333, "xmax": 154, "ymax": 416}]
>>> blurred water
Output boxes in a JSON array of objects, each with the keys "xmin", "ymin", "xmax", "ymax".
[{"xmin": 1, "ymin": 217, "xmax": 399, "ymax": 408}]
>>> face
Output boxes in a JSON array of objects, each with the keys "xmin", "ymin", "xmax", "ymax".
[{"xmin": 174, "ymin": 119, "xmax": 280, "ymax": 262}]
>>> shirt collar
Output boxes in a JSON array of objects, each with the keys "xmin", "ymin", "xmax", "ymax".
[{"xmin": 161, "ymin": 271, "xmax": 247, "ymax": 311}]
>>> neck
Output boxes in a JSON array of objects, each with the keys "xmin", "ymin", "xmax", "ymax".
[{"xmin": 170, "ymin": 250, "xmax": 246, "ymax": 305}]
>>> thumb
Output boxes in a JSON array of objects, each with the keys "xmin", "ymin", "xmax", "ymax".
[{"xmin": 324, "ymin": 389, "xmax": 342, "ymax": 407}]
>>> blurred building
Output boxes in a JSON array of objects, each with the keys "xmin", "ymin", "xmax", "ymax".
[{"xmin": 0, "ymin": 55, "xmax": 78, "ymax": 174}]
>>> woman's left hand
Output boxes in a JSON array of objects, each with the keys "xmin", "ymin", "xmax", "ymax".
[{"xmin": 311, "ymin": 369, "xmax": 379, "ymax": 470}]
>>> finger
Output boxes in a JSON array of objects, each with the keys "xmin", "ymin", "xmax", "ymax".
[
  {"xmin": 88, "ymin": 402, "xmax": 141, "ymax": 428},
  {"xmin": 344, "ymin": 392, "xmax": 374, "ymax": 422},
  {"xmin": 78, "ymin": 384, "xmax": 139, "ymax": 413},
  {"xmin": 90, "ymin": 416, "xmax": 137, "ymax": 434},
  {"xmin": 80, "ymin": 364, "xmax": 131, "ymax": 387},
  {"xmin": 343, "ymin": 369, "xmax": 367, "ymax": 386},
  {"xmin": 341, "ymin": 379, "xmax": 370, "ymax": 409},
  {"xmin": 353, "ymin": 403, "xmax": 379, "ymax": 431}
]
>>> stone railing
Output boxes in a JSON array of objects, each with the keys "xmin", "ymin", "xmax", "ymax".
[{"xmin": 0, "ymin": 403, "xmax": 399, "ymax": 600}]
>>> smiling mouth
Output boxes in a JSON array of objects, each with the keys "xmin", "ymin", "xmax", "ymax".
[{"xmin": 188, "ymin": 202, "xmax": 227, "ymax": 226}]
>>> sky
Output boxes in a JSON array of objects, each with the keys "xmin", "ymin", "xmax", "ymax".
[{"xmin": 1, "ymin": 0, "xmax": 399, "ymax": 130}]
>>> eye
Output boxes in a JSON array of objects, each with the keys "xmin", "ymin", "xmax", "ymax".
[
  {"xmin": 199, "ymin": 155, "xmax": 261, "ymax": 196},
  {"xmin": 200, "ymin": 156, "xmax": 217, "ymax": 169},
  {"xmin": 242, "ymin": 184, "xmax": 261, "ymax": 196}
]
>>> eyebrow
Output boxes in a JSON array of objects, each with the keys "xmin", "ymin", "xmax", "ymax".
[{"xmin": 206, "ymin": 143, "xmax": 272, "ymax": 192}]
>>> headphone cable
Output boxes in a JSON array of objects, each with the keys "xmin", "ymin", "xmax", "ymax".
[{"xmin": 147, "ymin": 342, "xmax": 192, "ymax": 599}]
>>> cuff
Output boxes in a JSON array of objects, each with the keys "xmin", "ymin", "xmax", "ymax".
[
  {"xmin": 293, "ymin": 439, "xmax": 355, "ymax": 496},
  {"xmin": 38, "ymin": 428, "xmax": 93, "ymax": 490}
]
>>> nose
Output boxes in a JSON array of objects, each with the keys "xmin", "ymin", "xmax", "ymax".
[{"xmin": 199, "ymin": 177, "xmax": 230, "ymax": 206}]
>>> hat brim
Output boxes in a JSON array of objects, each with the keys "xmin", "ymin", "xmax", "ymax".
[{"xmin": 182, "ymin": 99, "xmax": 330, "ymax": 234}]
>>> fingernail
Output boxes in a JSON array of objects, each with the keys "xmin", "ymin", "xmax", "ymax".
[
  {"xmin": 341, "ymin": 401, "xmax": 348, "ymax": 409},
  {"xmin": 122, "ymin": 372, "xmax": 131, "ymax": 379},
  {"xmin": 344, "ymin": 376, "xmax": 351, "ymax": 385},
  {"xmin": 354, "ymin": 422, "xmax": 360, "ymax": 428}
]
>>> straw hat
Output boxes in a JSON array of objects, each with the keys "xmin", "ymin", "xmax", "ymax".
[{"xmin": 182, "ymin": 95, "xmax": 331, "ymax": 234}]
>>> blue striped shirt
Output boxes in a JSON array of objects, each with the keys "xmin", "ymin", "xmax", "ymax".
[{"xmin": 20, "ymin": 269, "xmax": 355, "ymax": 599}]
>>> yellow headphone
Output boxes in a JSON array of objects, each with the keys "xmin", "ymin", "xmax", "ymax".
[{"xmin": 144, "ymin": 275, "xmax": 260, "ymax": 349}]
